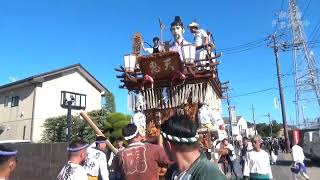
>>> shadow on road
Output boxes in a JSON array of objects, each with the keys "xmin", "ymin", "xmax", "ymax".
[
  {"xmin": 274, "ymin": 155, "xmax": 320, "ymax": 167},
  {"xmin": 274, "ymin": 160, "xmax": 292, "ymax": 166},
  {"xmin": 304, "ymin": 159, "xmax": 320, "ymax": 167}
]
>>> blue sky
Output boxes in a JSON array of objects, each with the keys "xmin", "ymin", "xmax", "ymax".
[{"xmin": 1, "ymin": 0, "xmax": 319, "ymax": 125}]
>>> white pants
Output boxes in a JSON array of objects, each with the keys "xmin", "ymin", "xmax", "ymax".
[{"xmin": 271, "ymin": 151, "xmax": 278, "ymax": 163}]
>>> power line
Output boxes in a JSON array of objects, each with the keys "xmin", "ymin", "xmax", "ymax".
[
  {"xmin": 230, "ymin": 88, "xmax": 277, "ymax": 98},
  {"xmin": 217, "ymin": 37, "xmax": 268, "ymax": 51},
  {"xmin": 301, "ymin": 0, "xmax": 311, "ymax": 20},
  {"xmin": 273, "ymin": 0, "xmax": 285, "ymax": 33},
  {"xmin": 228, "ymin": 83, "xmax": 320, "ymax": 99},
  {"xmin": 308, "ymin": 19, "xmax": 320, "ymax": 42},
  {"xmin": 222, "ymin": 42, "xmax": 269, "ymax": 55}
]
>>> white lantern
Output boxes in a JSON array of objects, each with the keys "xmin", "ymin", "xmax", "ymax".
[
  {"xmin": 181, "ymin": 44, "xmax": 196, "ymax": 63},
  {"xmin": 197, "ymin": 49, "xmax": 207, "ymax": 61},
  {"xmin": 124, "ymin": 54, "xmax": 137, "ymax": 73}
]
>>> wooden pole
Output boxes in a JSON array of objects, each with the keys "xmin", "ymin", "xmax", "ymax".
[{"xmin": 80, "ymin": 112, "xmax": 118, "ymax": 154}]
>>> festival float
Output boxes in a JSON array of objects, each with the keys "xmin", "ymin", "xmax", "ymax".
[{"xmin": 115, "ymin": 16, "xmax": 227, "ymax": 151}]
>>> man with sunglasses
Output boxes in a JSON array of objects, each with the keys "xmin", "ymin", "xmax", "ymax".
[
  {"xmin": 0, "ymin": 144, "xmax": 18, "ymax": 180},
  {"xmin": 243, "ymin": 135, "xmax": 273, "ymax": 180}
]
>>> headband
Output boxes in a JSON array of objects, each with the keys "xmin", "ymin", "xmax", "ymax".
[
  {"xmin": 161, "ymin": 131, "xmax": 198, "ymax": 143},
  {"xmin": 124, "ymin": 129, "xmax": 139, "ymax": 141},
  {"xmin": 95, "ymin": 140, "xmax": 106, "ymax": 144},
  {"xmin": 67, "ymin": 144, "xmax": 89, "ymax": 152},
  {"xmin": 0, "ymin": 150, "xmax": 18, "ymax": 156}
]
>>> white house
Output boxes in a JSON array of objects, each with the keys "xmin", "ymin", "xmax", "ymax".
[
  {"xmin": 247, "ymin": 126, "xmax": 257, "ymax": 137},
  {"xmin": 0, "ymin": 64, "xmax": 109, "ymax": 142},
  {"xmin": 223, "ymin": 116, "xmax": 249, "ymax": 137}
]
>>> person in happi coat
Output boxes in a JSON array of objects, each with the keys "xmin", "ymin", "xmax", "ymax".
[
  {"xmin": 161, "ymin": 115, "xmax": 226, "ymax": 180},
  {"xmin": 141, "ymin": 37, "xmax": 164, "ymax": 54},
  {"xmin": 114, "ymin": 123, "xmax": 171, "ymax": 180},
  {"xmin": 0, "ymin": 144, "xmax": 18, "ymax": 180},
  {"xmin": 57, "ymin": 139, "xmax": 89, "ymax": 180},
  {"xmin": 85, "ymin": 135, "xmax": 109, "ymax": 180}
]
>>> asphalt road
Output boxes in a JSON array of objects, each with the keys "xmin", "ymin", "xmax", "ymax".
[
  {"xmin": 225, "ymin": 151, "xmax": 319, "ymax": 180},
  {"xmin": 271, "ymin": 153, "xmax": 319, "ymax": 180}
]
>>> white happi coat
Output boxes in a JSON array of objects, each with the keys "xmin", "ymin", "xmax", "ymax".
[
  {"xmin": 57, "ymin": 162, "xmax": 87, "ymax": 180},
  {"xmin": 84, "ymin": 146, "xmax": 109, "ymax": 179}
]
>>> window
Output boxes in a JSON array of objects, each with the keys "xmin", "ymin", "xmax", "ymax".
[
  {"xmin": 101, "ymin": 96, "xmax": 107, "ymax": 109},
  {"xmin": 4, "ymin": 96, "xmax": 9, "ymax": 107},
  {"xmin": 11, "ymin": 96, "xmax": 19, "ymax": 107}
]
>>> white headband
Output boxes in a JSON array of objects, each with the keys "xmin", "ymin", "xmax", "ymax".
[
  {"xmin": 67, "ymin": 144, "xmax": 89, "ymax": 152},
  {"xmin": 124, "ymin": 129, "xmax": 139, "ymax": 141},
  {"xmin": 0, "ymin": 150, "xmax": 18, "ymax": 156}
]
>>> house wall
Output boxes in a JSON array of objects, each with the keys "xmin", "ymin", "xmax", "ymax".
[
  {"xmin": 247, "ymin": 127, "xmax": 257, "ymax": 137},
  {"xmin": 237, "ymin": 117, "xmax": 248, "ymax": 131},
  {"xmin": 32, "ymin": 70, "xmax": 103, "ymax": 142},
  {"xmin": 0, "ymin": 85, "xmax": 34, "ymax": 140}
]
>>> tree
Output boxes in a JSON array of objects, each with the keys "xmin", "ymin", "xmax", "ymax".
[
  {"xmin": 104, "ymin": 92, "xmax": 116, "ymax": 113},
  {"xmin": 255, "ymin": 120, "xmax": 282, "ymax": 137},
  {"xmin": 41, "ymin": 110, "xmax": 130, "ymax": 143}
]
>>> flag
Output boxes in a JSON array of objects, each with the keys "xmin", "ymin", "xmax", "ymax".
[{"xmin": 274, "ymin": 97, "xmax": 279, "ymax": 109}]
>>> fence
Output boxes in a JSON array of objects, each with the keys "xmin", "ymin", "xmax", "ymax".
[{"xmin": 9, "ymin": 142, "xmax": 68, "ymax": 180}]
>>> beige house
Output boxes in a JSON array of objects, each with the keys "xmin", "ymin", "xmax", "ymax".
[{"xmin": 0, "ymin": 64, "xmax": 109, "ymax": 142}]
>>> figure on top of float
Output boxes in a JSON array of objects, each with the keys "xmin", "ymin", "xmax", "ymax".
[
  {"xmin": 141, "ymin": 37, "xmax": 164, "ymax": 55},
  {"xmin": 188, "ymin": 22, "xmax": 210, "ymax": 48},
  {"xmin": 188, "ymin": 21, "xmax": 216, "ymax": 63},
  {"xmin": 169, "ymin": 16, "xmax": 190, "ymax": 61}
]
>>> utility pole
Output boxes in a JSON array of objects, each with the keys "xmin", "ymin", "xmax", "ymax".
[
  {"xmin": 66, "ymin": 100, "xmax": 72, "ymax": 143},
  {"xmin": 221, "ymin": 82, "xmax": 233, "ymax": 138},
  {"xmin": 271, "ymin": 33, "xmax": 290, "ymax": 152},
  {"xmin": 250, "ymin": 104, "xmax": 256, "ymax": 135},
  {"xmin": 264, "ymin": 113, "xmax": 272, "ymax": 137}
]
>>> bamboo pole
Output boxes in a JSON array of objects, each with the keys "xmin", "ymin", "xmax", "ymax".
[{"xmin": 80, "ymin": 112, "xmax": 118, "ymax": 154}]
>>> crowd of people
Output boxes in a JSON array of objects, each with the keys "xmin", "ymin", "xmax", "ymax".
[
  {"xmin": 0, "ymin": 116, "xmax": 313, "ymax": 180},
  {"xmin": 55, "ymin": 115, "xmax": 227, "ymax": 180}
]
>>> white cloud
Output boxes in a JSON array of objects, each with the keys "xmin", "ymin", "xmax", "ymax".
[{"xmin": 8, "ymin": 76, "xmax": 18, "ymax": 82}]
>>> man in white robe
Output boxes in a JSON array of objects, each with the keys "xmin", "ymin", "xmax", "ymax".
[
  {"xmin": 243, "ymin": 135, "xmax": 273, "ymax": 180},
  {"xmin": 291, "ymin": 141, "xmax": 310, "ymax": 180}
]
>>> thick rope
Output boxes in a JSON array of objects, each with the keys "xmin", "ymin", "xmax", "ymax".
[{"xmin": 161, "ymin": 131, "xmax": 198, "ymax": 143}]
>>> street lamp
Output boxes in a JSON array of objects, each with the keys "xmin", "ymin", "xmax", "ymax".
[
  {"xmin": 124, "ymin": 54, "xmax": 137, "ymax": 73},
  {"xmin": 181, "ymin": 44, "xmax": 196, "ymax": 64},
  {"xmin": 60, "ymin": 91, "xmax": 86, "ymax": 142}
]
